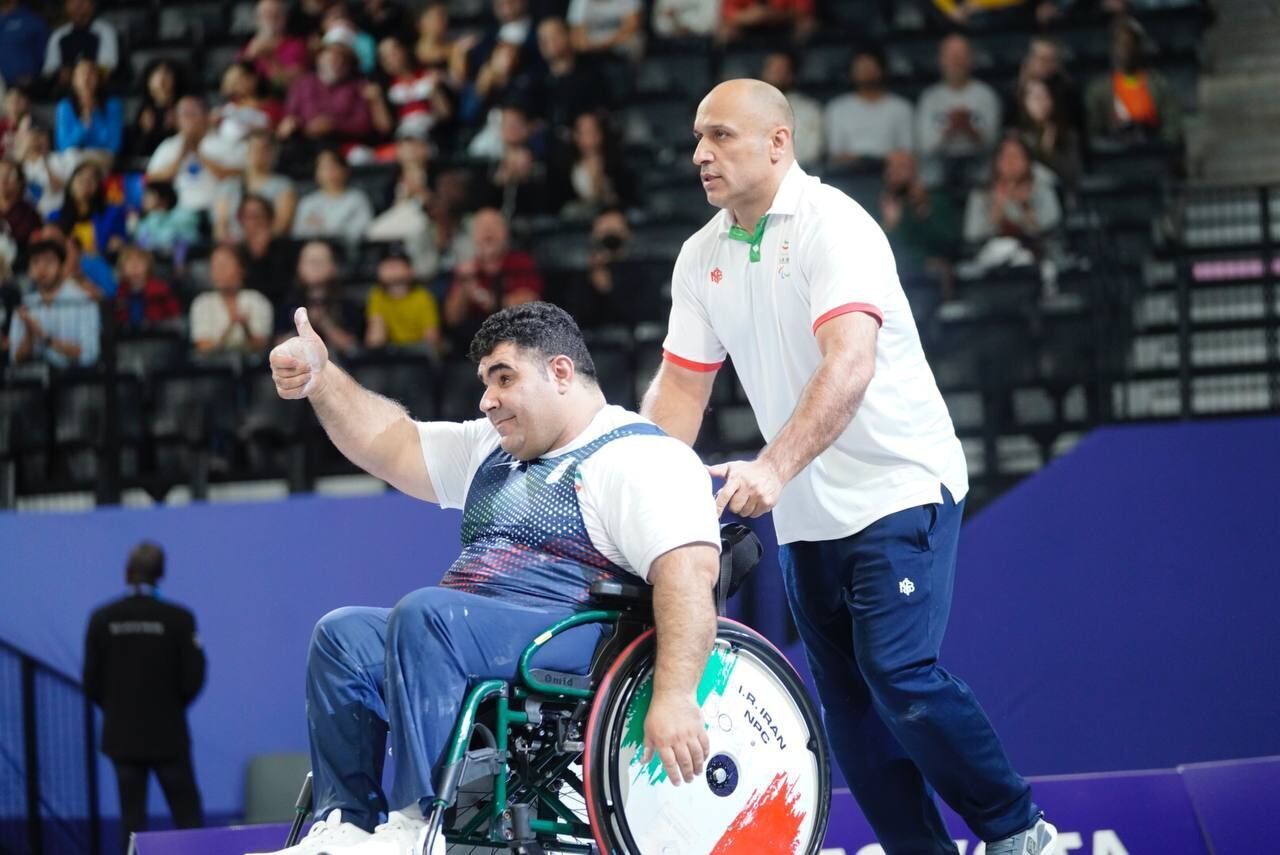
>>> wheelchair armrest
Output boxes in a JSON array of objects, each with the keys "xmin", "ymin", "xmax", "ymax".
[{"xmin": 588, "ymin": 580, "xmax": 654, "ymax": 609}]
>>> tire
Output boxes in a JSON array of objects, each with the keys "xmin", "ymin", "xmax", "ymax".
[{"xmin": 583, "ymin": 619, "xmax": 830, "ymax": 855}]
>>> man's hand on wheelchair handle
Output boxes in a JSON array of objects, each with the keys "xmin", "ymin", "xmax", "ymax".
[
  {"xmin": 642, "ymin": 690, "xmax": 710, "ymax": 786},
  {"xmin": 708, "ymin": 457, "xmax": 784, "ymax": 518},
  {"xmin": 270, "ymin": 308, "xmax": 330, "ymax": 400}
]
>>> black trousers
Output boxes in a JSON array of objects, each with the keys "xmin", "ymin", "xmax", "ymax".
[{"xmin": 113, "ymin": 753, "xmax": 203, "ymax": 852}]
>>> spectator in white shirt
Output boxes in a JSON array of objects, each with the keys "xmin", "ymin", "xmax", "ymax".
[
  {"xmin": 916, "ymin": 34, "xmax": 1001, "ymax": 166},
  {"xmin": 293, "ymin": 147, "xmax": 375, "ymax": 242},
  {"xmin": 190, "ymin": 244, "xmax": 274, "ymax": 354},
  {"xmin": 651, "ymin": 0, "xmax": 717, "ymax": 38},
  {"xmin": 43, "ymin": 0, "xmax": 117, "ymax": 90},
  {"xmin": 146, "ymin": 97, "xmax": 239, "ymax": 216},
  {"xmin": 825, "ymin": 48, "xmax": 915, "ymax": 166},
  {"xmin": 759, "ymin": 50, "xmax": 822, "ymax": 169},
  {"xmin": 567, "ymin": 0, "xmax": 642, "ymax": 60}
]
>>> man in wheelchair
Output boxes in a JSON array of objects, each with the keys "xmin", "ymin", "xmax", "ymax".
[{"xmin": 258, "ymin": 302, "xmax": 725, "ymax": 855}]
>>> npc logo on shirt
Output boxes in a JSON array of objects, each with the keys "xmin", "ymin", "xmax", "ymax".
[{"xmin": 710, "ymin": 267, "xmax": 723, "ymax": 284}]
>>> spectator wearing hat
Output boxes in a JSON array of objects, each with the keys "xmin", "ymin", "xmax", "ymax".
[
  {"xmin": 278, "ymin": 26, "xmax": 380, "ymax": 156},
  {"xmin": 364, "ymin": 244, "xmax": 441, "ymax": 353},
  {"xmin": 8, "ymin": 236, "xmax": 99, "ymax": 367}
]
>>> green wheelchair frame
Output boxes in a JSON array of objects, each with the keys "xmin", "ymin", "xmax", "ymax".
[{"xmin": 283, "ymin": 524, "xmax": 830, "ymax": 854}]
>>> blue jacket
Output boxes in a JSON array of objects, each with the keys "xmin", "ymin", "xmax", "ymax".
[{"xmin": 54, "ymin": 97, "xmax": 123, "ymax": 154}]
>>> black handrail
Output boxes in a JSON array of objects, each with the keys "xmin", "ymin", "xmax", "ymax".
[{"xmin": 0, "ymin": 634, "xmax": 101, "ymax": 855}]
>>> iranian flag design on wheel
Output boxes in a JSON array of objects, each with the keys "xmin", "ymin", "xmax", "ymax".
[{"xmin": 583, "ymin": 619, "xmax": 831, "ymax": 854}]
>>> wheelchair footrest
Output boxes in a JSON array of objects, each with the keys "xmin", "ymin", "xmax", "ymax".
[
  {"xmin": 457, "ymin": 747, "xmax": 506, "ymax": 788},
  {"xmin": 437, "ymin": 747, "xmax": 506, "ymax": 808}
]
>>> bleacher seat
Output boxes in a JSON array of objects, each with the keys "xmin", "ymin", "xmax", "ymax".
[
  {"xmin": 635, "ymin": 49, "xmax": 712, "ymax": 100},
  {"xmin": 150, "ymin": 368, "xmax": 239, "ymax": 445},
  {"xmin": 159, "ymin": 3, "xmax": 226, "ymax": 44},
  {"xmin": 350, "ymin": 354, "xmax": 437, "ymax": 421},
  {"xmin": 116, "ymin": 332, "xmax": 190, "ymax": 378}
]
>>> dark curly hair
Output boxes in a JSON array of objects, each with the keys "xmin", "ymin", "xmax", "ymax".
[{"xmin": 468, "ymin": 302, "xmax": 598, "ymax": 383}]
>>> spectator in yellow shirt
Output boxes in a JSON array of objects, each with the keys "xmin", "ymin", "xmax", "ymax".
[{"xmin": 364, "ymin": 245, "xmax": 441, "ymax": 354}]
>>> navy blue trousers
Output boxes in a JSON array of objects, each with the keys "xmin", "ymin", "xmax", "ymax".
[
  {"xmin": 779, "ymin": 488, "xmax": 1037, "ymax": 853},
  {"xmin": 304, "ymin": 587, "xmax": 600, "ymax": 831}
]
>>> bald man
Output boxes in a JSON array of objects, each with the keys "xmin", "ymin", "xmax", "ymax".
[{"xmin": 641, "ymin": 79, "xmax": 1058, "ymax": 855}]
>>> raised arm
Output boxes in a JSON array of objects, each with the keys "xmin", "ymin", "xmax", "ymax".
[
  {"xmin": 640, "ymin": 358, "xmax": 717, "ymax": 447},
  {"xmin": 643, "ymin": 542, "xmax": 719, "ymax": 785},
  {"xmin": 270, "ymin": 307, "xmax": 437, "ymax": 501}
]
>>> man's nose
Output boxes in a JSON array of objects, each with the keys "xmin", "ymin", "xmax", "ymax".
[
  {"xmin": 479, "ymin": 389, "xmax": 498, "ymax": 414},
  {"xmin": 692, "ymin": 139, "xmax": 712, "ymax": 166}
]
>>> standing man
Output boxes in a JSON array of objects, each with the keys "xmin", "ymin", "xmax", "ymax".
[
  {"xmin": 83, "ymin": 542, "xmax": 206, "ymax": 852},
  {"xmin": 641, "ymin": 79, "xmax": 1057, "ymax": 855}
]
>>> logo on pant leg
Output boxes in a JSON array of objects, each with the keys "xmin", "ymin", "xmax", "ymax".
[{"xmin": 898, "ymin": 578, "xmax": 915, "ymax": 596}]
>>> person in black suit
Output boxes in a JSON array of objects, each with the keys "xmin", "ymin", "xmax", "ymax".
[{"xmin": 83, "ymin": 541, "xmax": 206, "ymax": 851}]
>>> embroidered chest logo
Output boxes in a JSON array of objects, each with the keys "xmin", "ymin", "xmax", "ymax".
[
  {"xmin": 710, "ymin": 267, "xmax": 723, "ymax": 284},
  {"xmin": 777, "ymin": 238, "xmax": 792, "ymax": 279}
]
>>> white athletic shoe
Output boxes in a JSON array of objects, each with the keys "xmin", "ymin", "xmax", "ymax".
[
  {"xmin": 244, "ymin": 809, "xmax": 372, "ymax": 855},
  {"xmin": 341, "ymin": 809, "xmax": 444, "ymax": 855},
  {"xmin": 985, "ymin": 817, "xmax": 1060, "ymax": 855}
]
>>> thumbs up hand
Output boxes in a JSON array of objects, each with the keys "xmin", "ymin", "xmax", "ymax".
[{"xmin": 269, "ymin": 307, "xmax": 330, "ymax": 399}]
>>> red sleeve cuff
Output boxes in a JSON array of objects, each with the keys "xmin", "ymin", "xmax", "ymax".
[
  {"xmin": 662, "ymin": 350, "xmax": 724, "ymax": 372},
  {"xmin": 813, "ymin": 302, "xmax": 884, "ymax": 333}
]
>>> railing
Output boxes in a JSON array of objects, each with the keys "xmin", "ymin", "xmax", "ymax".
[{"xmin": 0, "ymin": 637, "xmax": 101, "ymax": 855}]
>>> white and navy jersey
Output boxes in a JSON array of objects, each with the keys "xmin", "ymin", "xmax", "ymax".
[
  {"xmin": 417, "ymin": 406, "xmax": 720, "ymax": 608},
  {"xmin": 663, "ymin": 162, "xmax": 968, "ymax": 544}
]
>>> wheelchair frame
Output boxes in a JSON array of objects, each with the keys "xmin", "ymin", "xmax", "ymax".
[{"xmin": 284, "ymin": 525, "xmax": 830, "ymax": 854}]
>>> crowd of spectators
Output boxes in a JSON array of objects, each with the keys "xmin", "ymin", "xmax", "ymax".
[{"xmin": 0, "ymin": 0, "xmax": 1189, "ymax": 378}]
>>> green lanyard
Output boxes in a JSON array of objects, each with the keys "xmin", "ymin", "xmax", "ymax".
[{"xmin": 728, "ymin": 215, "xmax": 768, "ymax": 263}]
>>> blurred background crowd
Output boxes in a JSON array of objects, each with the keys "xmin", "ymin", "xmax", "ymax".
[{"xmin": 0, "ymin": 0, "xmax": 1248, "ymax": 511}]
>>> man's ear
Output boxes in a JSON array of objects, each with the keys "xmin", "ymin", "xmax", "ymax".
[
  {"xmin": 549, "ymin": 354, "xmax": 576, "ymax": 391},
  {"xmin": 770, "ymin": 126, "xmax": 793, "ymax": 163}
]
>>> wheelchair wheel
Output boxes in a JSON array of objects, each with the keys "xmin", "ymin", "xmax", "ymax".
[{"xmin": 583, "ymin": 619, "xmax": 830, "ymax": 854}]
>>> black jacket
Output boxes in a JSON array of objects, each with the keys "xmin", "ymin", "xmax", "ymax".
[{"xmin": 83, "ymin": 592, "xmax": 206, "ymax": 760}]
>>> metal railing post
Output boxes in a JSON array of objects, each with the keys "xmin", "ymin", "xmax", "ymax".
[{"xmin": 22, "ymin": 655, "xmax": 43, "ymax": 855}]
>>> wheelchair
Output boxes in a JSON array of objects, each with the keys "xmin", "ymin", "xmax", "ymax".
[{"xmin": 283, "ymin": 524, "xmax": 831, "ymax": 854}]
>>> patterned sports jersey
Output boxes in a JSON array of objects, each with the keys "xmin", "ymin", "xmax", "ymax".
[{"xmin": 441, "ymin": 423, "xmax": 665, "ymax": 608}]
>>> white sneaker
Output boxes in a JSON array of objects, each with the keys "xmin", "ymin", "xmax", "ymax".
[
  {"xmin": 245, "ymin": 809, "xmax": 372, "ymax": 855},
  {"xmin": 342, "ymin": 809, "xmax": 442, "ymax": 855}
]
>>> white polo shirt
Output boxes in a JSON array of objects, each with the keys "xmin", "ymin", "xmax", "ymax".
[{"xmin": 662, "ymin": 162, "xmax": 968, "ymax": 545}]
